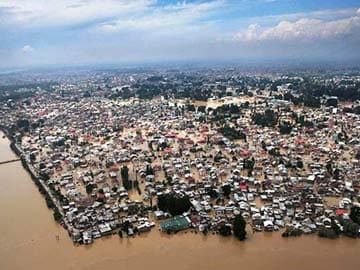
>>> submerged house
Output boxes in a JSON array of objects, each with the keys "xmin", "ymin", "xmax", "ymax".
[{"xmin": 160, "ymin": 215, "xmax": 192, "ymax": 232}]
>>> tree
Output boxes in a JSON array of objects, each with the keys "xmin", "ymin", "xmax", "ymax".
[
  {"xmin": 186, "ymin": 104, "xmax": 196, "ymax": 111},
  {"xmin": 157, "ymin": 194, "xmax": 168, "ymax": 212},
  {"xmin": 86, "ymin": 183, "xmax": 97, "ymax": 194},
  {"xmin": 325, "ymin": 97, "xmax": 338, "ymax": 107},
  {"xmin": 244, "ymin": 158, "xmax": 255, "ymax": 171},
  {"xmin": 218, "ymin": 125, "xmax": 246, "ymax": 140},
  {"xmin": 350, "ymin": 205, "xmax": 360, "ymax": 225},
  {"xmin": 343, "ymin": 220, "xmax": 360, "ymax": 238},
  {"xmin": 282, "ymin": 227, "xmax": 302, "ymax": 237},
  {"xmin": 252, "ymin": 109, "xmax": 277, "ymax": 127},
  {"xmin": 146, "ymin": 165, "xmax": 154, "ymax": 176},
  {"xmin": 354, "ymin": 106, "xmax": 360, "ymax": 115},
  {"xmin": 233, "ymin": 214, "xmax": 247, "ymax": 240},
  {"xmin": 157, "ymin": 194, "xmax": 191, "ymax": 216},
  {"xmin": 148, "ymin": 141, "xmax": 153, "ymax": 151},
  {"xmin": 222, "ymin": 185, "xmax": 231, "ymax": 198},
  {"xmin": 296, "ymin": 159, "xmax": 304, "ymax": 169},
  {"xmin": 318, "ymin": 228, "xmax": 338, "ymax": 239},
  {"xmin": 53, "ymin": 211, "xmax": 62, "ymax": 222},
  {"xmin": 121, "ymin": 165, "xmax": 131, "ymax": 190},
  {"xmin": 16, "ymin": 119, "xmax": 30, "ymax": 130},
  {"xmin": 269, "ymin": 148, "xmax": 280, "ymax": 156},
  {"xmin": 208, "ymin": 188, "xmax": 219, "ymax": 199},
  {"xmin": 279, "ymin": 122, "xmax": 293, "ymax": 134},
  {"xmin": 219, "ymin": 224, "xmax": 232, "ymax": 236},
  {"xmin": 331, "ymin": 219, "xmax": 342, "ymax": 236},
  {"xmin": 303, "ymin": 95, "xmax": 321, "ymax": 108},
  {"xmin": 198, "ymin": 105, "xmax": 206, "ymax": 113}
]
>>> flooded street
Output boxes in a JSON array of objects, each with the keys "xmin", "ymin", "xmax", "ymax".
[{"xmin": 0, "ymin": 132, "xmax": 359, "ymax": 270}]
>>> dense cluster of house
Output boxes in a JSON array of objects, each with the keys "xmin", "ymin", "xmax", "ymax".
[{"xmin": 1, "ymin": 84, "xmax": 360, "ymax": 244}]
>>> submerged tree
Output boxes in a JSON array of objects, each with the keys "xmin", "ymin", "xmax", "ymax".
[
  {"xmin": 157, "ymin": 193, "xmax": 191, "ymax": 216},
  {"xmin": 219, "ymin": 224, "xmax": 232, "ymax": 236},
  {"xmin": 221, "ymin": 185, "xmax": 231, "ymax": 198},
  {"xmin": 121, "ymin": 165, "xmax": 131, "ymax": 190},
  {"xmin": 350, "ymin": 205, "xmax": 360, "ymax": 225},
  {"xmin": 233, "ymin": 214, "xmax": 247, "ymax": 241}
]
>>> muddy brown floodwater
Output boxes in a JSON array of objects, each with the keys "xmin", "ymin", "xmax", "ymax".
[{"xmin": 0, "ymin": 132, "xmax": 359, "ymax": 270}]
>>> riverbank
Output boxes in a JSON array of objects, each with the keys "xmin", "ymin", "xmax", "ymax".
[{"xmin": 0, "ymin": 128, "xmax": 66, "ymax": 231}]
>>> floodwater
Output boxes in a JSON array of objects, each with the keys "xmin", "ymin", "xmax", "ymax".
[{"xmin": 0, "ymin": 132, "xmax": 359, "ymax": 270}]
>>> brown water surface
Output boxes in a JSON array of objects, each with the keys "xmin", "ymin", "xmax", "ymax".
[{"xmin": 0, "ymin": 132, "xmax": 359, "ymax": 270}]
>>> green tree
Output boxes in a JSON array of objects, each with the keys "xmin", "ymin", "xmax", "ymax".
[
  {"xmin": 343, "ymin": 220, "xmax": 360, "ymax": 238},
  {"xmin": 86, "ymin": 183, "xmax": 97, "ymax": 194},
  {"xmin": 233, "ymin": 214, "xmax": 247, "ymax": 240},
  {"xmin": 252, "ymin": 109, "xmax": 277, "ymax": 127},
  {"xmin": 121, "ymin": 165, "xmax": 131, "ymax": 190},
  {"xmin": 269, "ymin": 148, "xmax": 280, "ymax": 156},
  {"xmin": 350, "ymin": 206, "xmax": 360, "ymax": 225},
  {"xmin": 222, "ymin": 185, "xmax": 231, "ymax": 198},
  {"xmin": 219, "ymin": 224, "xmax": 232, "ymax": 236},
  {"xmin": 157, "ymin": 194, "xmax": 191, "ymax": 216},
  {"xmin": 279, "ymin": 122, "xmax": 293, "ymax": 134}
]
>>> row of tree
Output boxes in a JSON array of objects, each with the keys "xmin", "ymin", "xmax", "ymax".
[{"xmin": 219, "ymin": 215, "xmax": 247, "ymax": 241}]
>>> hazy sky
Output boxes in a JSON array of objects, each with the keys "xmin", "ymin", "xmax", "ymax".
[{"xmin": 1, "ymin": 0, "xmax": 359, "ymax": 67}]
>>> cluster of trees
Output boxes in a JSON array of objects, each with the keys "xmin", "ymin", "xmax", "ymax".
[
  {"xmin": 282, "ymin": 227, "xmax": 303, "ymax": 237},
  {"xmin": 130, "ymin": 79, "xmax": 213, "ymax": 101},
  {"xmin": 318, "ymin": 227, "xmax": 339, "ymax": 239},
  {"xmin": 325, "ymin": 97, "xmax": 338, "ymax": 107},
  {"xmin": 273, "ymin": 77, "xmax": 359, "ymax": 103},
  {"xmin": 276, "ymin": 90, "xmax": 349, "ymax": 109},
  {"xmin": 343, "ymin": 105, "xmax": 360, "ymax": 115},
  {"xmin": 214, "ymin": 104, "xmax": 241, "ymax": 115},
  {"xmin": 295, "ymin": 114, "xmax": 314, "ymax": 127},
  {"xmin": 186, "ymin": 104, "xmax": 196, "ymax": 111},
  {"xmin": 317, "ymin": 207, "xmax": 360, "ymax": 239},
  {"xmin": 218, "ymin": 125, "xmax": 246, "ymax": 141},
  {"xmin": 269, "ymin": 147, "xmax": 281, "ymax": 156},
  {"xmin": 0, "ymin": 82, "xmax": 57, "ymax": 102},
  {"xmin": 197, "ymin": 105, "xmax": 206, "ymax": 113},
  {"xmin": 16, "ymin": 119, "xmax": 30, "ymax": 130},
  {"xmin": 318, "ymin": 218, "xmax": 359, "ymax": 239},
  {"xmin": 157, "ymin": 193, "xmax": 191, "ymax": 216},
  {"xmin": 302, "ymin": 94, "xmax": 321, "ymax": 108},
  {"xmin": 48, "ymin": 182, "xmax": 68, "ymax": 206},
  {"xmin": 304, "ymin": 83, "xmax": 360, "ymax": 102},
  {"xmin": 218, "ymin": 215, "xmax": 247, "ymax": 240},
  {"xmin": 341, "ymin": 220, "xmax": 360, "ymax": 238},
  {"xmin": 133, "ymin": 84, "xmax": 164, "ymax": 99},
  {"xmin": 175, "ymin": 86, "xmax": 210, "ymax": 101},
  {"xmin": 279, "ymin": 122, "xmax": 293, "ymax": 134},
  {"xmin": 252, "ymin": 109, "xmax": 277, "ymax": 127}
]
